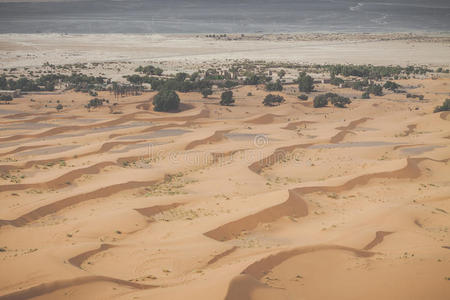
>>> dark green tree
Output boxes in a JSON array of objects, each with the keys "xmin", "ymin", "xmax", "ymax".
[
  {"xmin": 153, "ymin": 89, "xmax": 180, "ymax": 112},
  {"xmin": 298, "ymin": 72, "xmax": 314, "ymax": 93},
  {"xmin": 220, "ymin": 91, "xmax": 234, "ymax": 106}
]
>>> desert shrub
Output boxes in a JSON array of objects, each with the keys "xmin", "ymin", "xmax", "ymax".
[
  {"xmin": 56, "ymin": 104, "xmax": 63, "ymax": 111},
  {"xmin": 298, "ymin": 94, "xmax": 308, "ymax": 101},
  {"xmin": 330, "ymin": 94, "xmax": 351, "ymax": 108},
  {"xmin": 344, "ymin": 79, "xmax": 369, "ymax": 91},
  {"xmin": 434, "ymin": 99, "xmax": 450, "ymax": 113},
  {"xmin": 407, "ymin": 94, "xmax": 424, "ymax": 100},
  {"xmin": 361, "ymin": 91, "xmax": 370, "ymax": 99},
  {"xmin": 263, "ymin": 94, "xmax": 285, "ymax": 106},
  {"xmin": 0, "ymin": 94, "xmax": 13, "ymax": 102},
  {"xmin": 383, "ymin": 81, "xmax": 400, "ymax": 91},
  {"xmin": 153, "ymin": 89, "xmax": 180, "ymax": 112},
  {"xmin": 220, "ymin": 91, "xmax": 234, "ymax": 106},
  {"xmin": 135, "ymin": 65, "xmax": 163, "ymax": 76},
  {"xmin": 313, "ymin": 94, "xmax": 329, "ymax": 108},
  {"xmin": 298, "ymin": 72, "xmax": 314, "ymax": 93},
  {"xmin": 313, "ymin": 93, "xmax": 351, "ymax": 108},
  {"xmin": 247, "ymin": 92, "xmax": 253, "ymax": 96},
  {"xmin": 86, "ymin": 98, "xmax": 105, "ymax": 109},
  {"xmin": 366, "ymin": 83, "xmax": 383, "ymax": 96},
  {"xmin": 201, "ymin": 88, "xmax": 213, "ymax": 98},
  {"xmin": 224, "ymin": 80, "xmax": 239, "ymax": 89},
  {"xmin": 330, "ymin": 77, "xmax": 344, "ymax": 86},
  {"xmin": 265, "ymin": 80, "xmax": 283, "ymax": 91},
  {"xmin": 243, "ymin": 74, "xmax": 266, "ymax": 85}
]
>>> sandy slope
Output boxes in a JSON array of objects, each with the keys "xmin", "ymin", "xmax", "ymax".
[{"xmin": 0, "ymin": 77, "xmax": 449, "ymax": 300}]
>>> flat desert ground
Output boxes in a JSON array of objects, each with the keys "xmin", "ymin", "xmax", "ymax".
[{"xmin": 0, "ymin": 34, "xmax": 449, "ymax": 300}]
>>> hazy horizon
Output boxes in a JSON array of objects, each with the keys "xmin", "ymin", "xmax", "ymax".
[{"xmin": 0, "ymin": 0, "xmax": 449, "ymax": 34}]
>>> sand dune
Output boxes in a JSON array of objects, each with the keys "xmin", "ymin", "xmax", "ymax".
[
  {"xmin": 207, "ymin": 246, "xmax": 239, "ymax": 265},
  {"xmin": 246, "ymin": 114, "xmax": 281, "ymax": 125},
  {"xmin": 281, "ymin": 120, "xmax": 316, "ymax": 130},
  {"xmin": 0, "ymin": 178, "xmax": 161, "ymax": 227},
  {"xmin": 363, "ymin": 231, "xmax": 394, "ymax": 250},
  {"xmin": 204, "ymin": 190, "xmax": 308, "ymax": 241},
  {"xmin": 241, "ymin": 245, "xmax": 375, "ymax": 280},
  {"xmin": 0, "ymin": 144, "xmax": 50, "ymax": 156},
  {"xmin": 68, "ymin": 244, "xmax": 116, "ymax": 269},
  {"xmin": 185, "ymin": 129, "xmax": 232, "ymax": 150},
  {"xmin": 330, "ymin": 117, "xmax": 371, "ymax": 143},
  {"xmin": 0, "ymin": 161, "xmax": 116, "ymax": 192},
  {"xmin": 0, "ymin": 276, "xmax": 157, "ymax": 300},
  {"xmin": 248, "ymin": 143, "xmax": 314, "ymax": 174},
  {"xmin": 134, "ymin": 203, "xmax": 184, "ymax": 218},
  {"xmin": 0, "ymin": 75, "xmax": 449, "ymax": 300}
]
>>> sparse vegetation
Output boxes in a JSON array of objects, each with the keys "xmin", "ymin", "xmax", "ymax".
[{"xmin": 298, "ymin": 94, "xmax": 308, "ymax": 101}]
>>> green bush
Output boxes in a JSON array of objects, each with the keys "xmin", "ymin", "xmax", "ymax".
[
  {"xmin": 361, "ymin": 91, "xmax": 370, "ymax": 99},
  {"xmin": 298, "ymin": 94, "xmax": 308, "ymax": 101},
  {"xmin": 434, "ymin": 99, "xmax": 450, "ymax": 113},
  {"xmin": 56, "ymin": 104, "xmax": 63, "ymax": 111},
  {"xmin": 153, "ymin": 89, "xmax": 180, "ymax": 112},
  {"xmin": 220, "ymin": 91, "xmax": 234, "ymax": 106},
  {"xmin": 263, "ymin": 94, "xmax": 285, "ymax": 106}
]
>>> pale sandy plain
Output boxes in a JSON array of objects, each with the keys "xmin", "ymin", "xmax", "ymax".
[{"xmin": 0, "ymin": 34, "xmax": 450, "ymax": 300}]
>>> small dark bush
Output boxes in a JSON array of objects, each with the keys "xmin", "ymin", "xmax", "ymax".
[
  {"xmin": 201, "ymin": 88, "xmax": 213, "ymax": 98},
  {"xmin": 0, "ymin": 94, "xmax": 13, "ymax": 102},
  {"xmin": 434, "ymin": 99, "xmax": 450, "ymax": 113},
  {"xmin": 263, "ymin": 94, "xmax": 285, "ymax": 106},
  {"xmin": 298, "ymin": 94, "xmax": 308, "ymax": 101},
  {"xmin": 314, "ymin": 93, "xmax": 351, "ymax": 108},
  {"xmin": 361, "ymin": 91, "xmax": 370, "ymax": 99},
  {"xmin": 265, "ymin": 80, "xmax": 283, "ymax": 91},
  {"xmin": 383, "ymin": 81, "xmax": 400, "ymax": 91}
]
